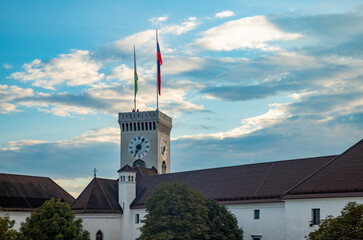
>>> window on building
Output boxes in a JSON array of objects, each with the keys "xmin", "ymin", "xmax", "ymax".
[
  {"xmin": 145, "ymin": 122, "xmax": 148, "ymax": 130},
  {"xmin": 122, "ymin": 123, "xmax": 125, "ymax": 132},
  {"xmin": 130, "ymin": 123, "xmax": 133, "ymax": 131},
  {"xmin": 96, "ymin": 230, "xmax": 103, "ymax": 240},
  {"xmin": 135, "ymin": 214, "xmax": 140, "ymax": 224},
  {"xmin": 251, "ymin": 235, "xmax": 262, "ymax": 240},
  {"xmin": 134, "ymin": 123, "xmax": 137, "ymax": 131},
  {"xmin": 254, "ymin": 209, "xmax": 260, "ymax": 219},
  {"xmin": 128, "ymin": 175, "xmax": 131, "ymax": 182},
  {"xmin": 153, "ymin": 122, "xmax": 156, "ymax": 130},
  {"xmin": 142, "ymin": 122, "xmax": 144, "ymax": 131},
  {"xmin": 149, "ymin": 122, "xmax": 152, "ymax": 130},
  {"xmin": 131, "ymin": 176, "xmax": 134, "ymax": 182},
  {"xmin": 126, "ymin": 123, "xmax": 129, "ymax": 131},
  {"xmin": 312, "ymin": 209, "xmax": 320, "ymax": 225},
  {"xmin": 138, "ymin": 122, "xmax": 140, "ymax": 131}
]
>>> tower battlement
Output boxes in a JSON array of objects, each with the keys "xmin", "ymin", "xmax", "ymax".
[{"xmin": 118, "ymin": 110, "xmax": 172, "ymax": 128}]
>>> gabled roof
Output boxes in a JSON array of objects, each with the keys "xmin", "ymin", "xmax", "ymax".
[
  {"xmin": 0, "ymin": 173, "xmax": 74, "ymax": 211},
  {"xmin": 131, "ymin": 155, "xmax": 336, "ymax": 208},
  {"xmin": 71, "ymin": 177, "xmax": 122, "ymax": 214},
  {"xmin": 284, "ymin": 139, "xmax": 363, "ymax": 199}
]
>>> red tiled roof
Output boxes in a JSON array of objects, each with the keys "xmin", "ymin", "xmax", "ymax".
[
  {"xmin": 71, "ymin": 178, "xmax": 122, "ymax": 214},
  {"xmin": 0, "ymin": 173, "xmax": 74, "ymax": 211},
  {"xmin": 284, "ymin": 139, "xmax": 363, "ymax": 199}
]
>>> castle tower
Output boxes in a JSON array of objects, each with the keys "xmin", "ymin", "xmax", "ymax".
[{"xmin": 118, "ymin": 110, "xmax": 172, "ymax": 174}]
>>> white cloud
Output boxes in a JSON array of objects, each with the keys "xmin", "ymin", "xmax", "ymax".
[
  {"xmin": 150, "ymin": 16, "xmax": 168, "ymax": 25},
  {"xmin": 176, "ymin": 105, "xmax": 289, "ymax": 140},
  {"xmin": 9, "ymin": 50, "xmax": 104, "ymax": 90},
  {"xmin": 215, "ymin": 10, "xmax": 235, "ymax": 19},
  {"xmin": 2, "ymin": 140, "xmax": 48, "ymax": 151},
  {"xmin": 3, "ymin": 63, "xmax": 12, "ymax": 69},
  {"xmin": 106, "ymin": 64, "xmax": 134, "ymax": 85},
  {"xmin": 194, "ymin": 15, "xmax": 302, "ymax": 51},
  {"xmin": 59, "ymin": 127, "xmax": 119, "ymax": 146},
  {"xmin": 0, "ymin": 84, "xmax": 34, "ymax": 113},
  {"xmin": 162, "ymin": 17, "xmax": 198, "ymax": 35}
]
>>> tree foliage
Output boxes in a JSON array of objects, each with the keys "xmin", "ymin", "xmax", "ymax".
[
  {"xmin": 307, "ymin": 201, "xmax": 363, "ymax": 240},
  {"xmin": 206, "ymin": 199, "xmax": 243, "ymax": 240},
  {"xmin": 139, "ymin": 181, "xmax": 243, "ymax": 240},
  {"xmin": 18, "ymin": 198, "xmax": 90, "ymax": 240},
  {"xmin": 0, "ymin": 215, "xmax": 18, "ymax": 240}
]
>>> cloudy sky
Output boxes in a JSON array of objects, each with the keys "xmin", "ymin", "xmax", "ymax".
[{"xmin": 1, "ymin": 0, "xmax": 363, "ymax": 197}]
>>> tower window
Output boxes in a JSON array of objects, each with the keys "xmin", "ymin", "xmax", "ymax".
[
  {"xmin": 130, "ymin": 123, "xmax": 133, "ymax": 131},
  {"xmin": 145, "ymin": 122, "xmax": 148, "ymax": 130},
  {"xmin": 153, "ymin": 122, "xmax": 156, "ymax": 130},
  {"xmin": 128, "ymin": 176, "xmax": 131, "ymax": 182},
  {"xmin": 126, "ymin": 124, "xmax": 129, "ymax": 131},
  {"xmin": 134, "ymin": 123, "xmax": 137, "ymax": 131},
  {"xmin": 122, "ymin": 123, "xmax": 125, "ymax": 132},
  {"xmin": 141, "ymin": 122, "xmax": 144, "ymax": 131},
  {"xmin": 122, "ymin": 176, "xmax": 125, "ymax": 182},
  {"xmin": 137, "ymin": 122, "xmax": 140, "ymax": 131},
  {"xmin": 149, "ymin": 122, "xmax": 152, "ymax": 130},
  {"xmin": 254, "ymin": 209, "xmax": 260, "ymax": 219},
  {"xmin": 162, "ymin": 161, "xmax": 167, "ymax": 174},
  {"xmin": 96, "ymin": 230, "xmax": 103, "ymax": 240},
  {"xmin": 131, "ymin": 176, "xmax": 134, "ymax": 182}
]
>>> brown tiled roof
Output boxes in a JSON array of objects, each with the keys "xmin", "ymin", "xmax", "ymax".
[
  {"xmin": 118, "ymin": 165, "xmax": 136, "ymax": 172},
  {"xmin": 0, "ymin": 173, "xmax": 74, "ymax": 211},
  {"xmin": 135, "ymin": 167, "xmax": 157, "ymax": 176},
  {"xmin": 131, "ymin": 155, "xmax": 336, "ymax": 208},
  {"xmin": 284, "ymin": 139, "xmax": 363, "ymax": 199},
  {"xmin": 71, "ymin": 178, "xmax": 122, "ymax": 214}
]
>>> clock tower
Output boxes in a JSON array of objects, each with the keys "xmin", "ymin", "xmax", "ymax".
[{"xmin": 118, "ymin": 110, "xmax": 172, "ymax": 174}]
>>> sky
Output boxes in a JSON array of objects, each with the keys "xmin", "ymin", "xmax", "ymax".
[{"xmin": 1, "ymin": 0, "xmax": 363, "ymax": 197}]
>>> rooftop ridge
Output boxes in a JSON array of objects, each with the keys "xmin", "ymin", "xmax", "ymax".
[
  {"xmin": 0, "ymin": 172, "xmax": 51, "ymax": 179},
  {"xmin": 95, "ymin": 178, "xmax": 114, "ymax": 210},
  {"xmin": 282, "ymin": 138, "xmax": 363, "ymax": 196},
  {"xmin": 144, "ymin": 154, "xmax": 338, "ymax": 178}
]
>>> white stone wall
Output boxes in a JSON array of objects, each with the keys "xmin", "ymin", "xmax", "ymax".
[
  {"xmin": 0, "ymin": 211, "xmax": 30, "ymax": 230},
  {"xmin": 227, "ymin": 202, "xmax": 285, "ymax": 240},
  {"xmin": 284, "ymin": 197, "xmax": 363, "ymax": 240},
  {"xmin": 76, "ymin": 213, "xmax": 121, "ymax": 240}
]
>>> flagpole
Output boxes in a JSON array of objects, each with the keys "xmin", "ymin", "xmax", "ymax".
[
  {"xmin": 156, "ymin": 29, "xmax": 159, "ymax": 111},
  {"xmin": 134, "ymin": 45, "xmax": 136, "ymax": 111}
]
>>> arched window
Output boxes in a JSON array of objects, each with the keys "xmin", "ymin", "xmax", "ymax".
[
  {"xmin": 128, "ymin": 175, "xmax": 131, "ymax": 182},
  {"xmin": 96, "ymin": 230, "xmax": 103, "ymax": 240},
  {"xmin": 131, "ymin": 176, "xmax": 134, "ymax": 182},
  {"xmin": 133, "ymin": 159, "xmax": 146, "ymax": 168},
  {"xmin": 162, "ymin": 161, "xmax": 167, "ymax": 174},
  {"xmin": 122, "ymin": 176, "xmax": 125, "ymax": 182}
]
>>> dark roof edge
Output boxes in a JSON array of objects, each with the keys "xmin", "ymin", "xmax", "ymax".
[
  {"xmin": 282, "ymin": 191, "xmax": 363, "ymax": 200},
  {"xmin": 282, "ymin": 139, "xmax": 363, "ymax": 197},
  {"xmin": 158, "ymin": 155, "xmax": 339, "ymax": 176}
]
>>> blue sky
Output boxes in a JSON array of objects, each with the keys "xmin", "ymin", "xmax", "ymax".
[{"xmin": 1, "ymin": 0, "xmax": 363, "ymax": 196}]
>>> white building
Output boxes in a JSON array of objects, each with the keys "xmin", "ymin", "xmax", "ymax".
[
  {"xmin": 71, "ymin": 110, "xmax": 363, "ymax": 240},
  {"xmin": 1, "ymin": 109, "xmax": 362, "ymax": 240}
]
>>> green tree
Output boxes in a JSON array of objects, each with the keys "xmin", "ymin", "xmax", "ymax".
[
  {"xmin": 139, "ymin": 182, "xmax": 210, "ymax": 240},
  {"xmin": 0, "ymin": 215, "xmax": 18, "ymax": 240},
  {"xmin": 139, "ymin": 181, "xmax": 243, "ymax": 240},
  {"xmin": 307, "ymin": 201, "xmax": 363, "ymax": 240},
  {"xmin": 18, "ymin": 198, "xmax": 90, "ymax": 240},
  {"xmin": 206, "ymin": 199, "xmax": 243, "ymax": 240}
]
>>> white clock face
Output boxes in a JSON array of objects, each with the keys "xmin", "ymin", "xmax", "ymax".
[
  {"xmin": 160, "ymin": 138, "xmax": 168, "ymax": 160},
  {"xmin": 129, "ymin": 136, "xmax": 150, "ymax": 159}
]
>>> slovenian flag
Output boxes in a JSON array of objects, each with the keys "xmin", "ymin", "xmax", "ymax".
[{"xmin": 157, "ymin": 41, "xmax": 162, "ymax": 96}]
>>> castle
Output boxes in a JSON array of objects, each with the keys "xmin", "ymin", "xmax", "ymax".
[{"xmin": 1, "ymin": 109, "xmax": 362, "ymax": 240}]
